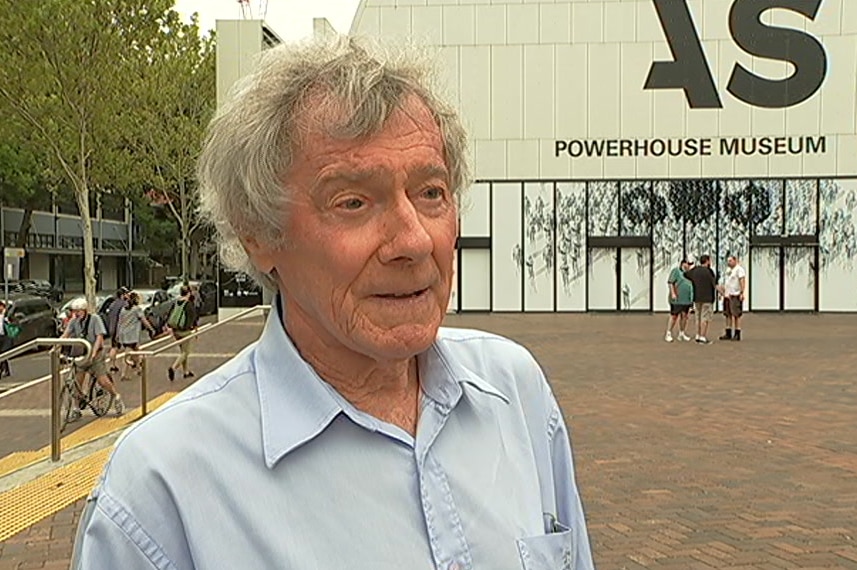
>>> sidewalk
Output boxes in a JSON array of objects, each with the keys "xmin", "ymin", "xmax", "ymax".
[
  {"xmin": 2, "ymin": 312, "xmax": 857, "ymax": 569},
  {"xmin": 0, "ymin": 317, "xmax": 266, "ymax": 459}
]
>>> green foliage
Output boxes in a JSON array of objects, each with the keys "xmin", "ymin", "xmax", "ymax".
[
  {"xmin": 123, "ymin": 11, "xmax": 216, "ymax": 279},
  {"xmin": 0, "ymin": 143, "xmax": 43, "ymax": 205},
  {"xmin": 0, "ymin": 0, "xmax": 215, "ymax": 299}
]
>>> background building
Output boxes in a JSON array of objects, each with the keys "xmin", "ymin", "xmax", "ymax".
[
  {"xmin": 351, "ymin": 0, "xmax": 857, "ymax": 312},
  {"xmin": 0, "ymin": 195, "xmax": 143, "ymax": 293}
]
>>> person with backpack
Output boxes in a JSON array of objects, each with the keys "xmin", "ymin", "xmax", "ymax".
[
  {"xmin": 116, "ymin": 291, "xmax": 156, "ymax": 382},
  {"xmin": 104, "ymin": 287, "xmax": 130, "ymax": 373},
  {"xmin": 166, "ymin": 285, "xmax": 198, "ymax": 381}
]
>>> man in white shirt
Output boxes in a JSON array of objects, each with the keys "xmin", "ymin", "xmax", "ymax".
[{"xmin": 719, "ymin": 255, "xmax": 747, "ymax": 341}]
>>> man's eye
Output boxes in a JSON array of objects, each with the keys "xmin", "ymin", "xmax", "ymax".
[
  {"xmin": 337, "ymin": 197, "xmax": 365, "ymax": 210},
  {"xmin": 423, "ymin": 187, "xmax": 445, "ymax": 200}
]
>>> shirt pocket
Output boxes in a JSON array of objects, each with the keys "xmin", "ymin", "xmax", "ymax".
[{"xmin": 516, "ymin": 523, "xmax": 575, "ymax": 570}]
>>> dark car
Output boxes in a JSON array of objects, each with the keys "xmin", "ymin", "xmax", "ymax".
[
  {"xmin": 4, "ymin": 294, "xmax": 59, "ymax": 348},
  {"xmin": 145, "ymin": 300, "xmax": 174, "ymax": 337},
  {"xmin": 6, "ymin": 280, "xmax": 64, "ymax": 303}
]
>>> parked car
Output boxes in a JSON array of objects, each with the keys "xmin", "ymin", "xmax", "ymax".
[
  {"xmin": 160, "ymin": 275, "xmax": 182, "ymax": 291},
  {"xmin": 4, "ymin": 279, "xmax": 64, "ymax": 303},
  {"xmin": 166, "ymin": 280, "xmax": 218, "ymax": 316},
  {"xmin": 132, "ymin": 288, "xmax": 173, "ymax": 338},
  {"xmin": 4, "ymin": 294, "xmax": 59, "ymax": 347},
  {"xmin": 145, "ymin": 299, "xmax": 174, "ymax": 337},
  {"xmin": 135, "ymin": 288, "xmax": 173, "ymax": 314}
]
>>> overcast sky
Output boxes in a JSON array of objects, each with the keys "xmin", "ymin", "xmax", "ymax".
[{"xmin": 173, "ymin": 0, "xmax": 360, "ymax": 40}]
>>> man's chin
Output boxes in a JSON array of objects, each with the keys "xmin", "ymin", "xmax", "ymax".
[{"xmin": 357, "ymin": 322, "xmax": 440, "ymax": 361}]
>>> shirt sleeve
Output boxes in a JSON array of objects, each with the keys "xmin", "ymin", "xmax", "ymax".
[
  {"xmin": 92, "ymin": 315, "xmax": 107, "ymax": 337},
  {"xmin": 548, "ymin": 405, "xmax": 596, "ymax": 570},
  {"xmin": 737, "ymin": 266, "xmax": 747, "ymax": 279},
  {"xmin": 72, "ymin": 492, "xmax": 174, "ymax": 570}
]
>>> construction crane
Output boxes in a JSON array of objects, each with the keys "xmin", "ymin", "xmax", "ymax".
[
  {"xmin": 237, "ymin": 0, "xmax": 252, "ymax": 19},
  {"xmin": 237, "ymin": 0, "xmax": 269, "ymax": 20}
]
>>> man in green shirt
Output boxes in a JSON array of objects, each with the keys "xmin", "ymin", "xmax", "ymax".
[{"xmin": 665, "ymin": 258, "xmax": 694, "ymax": 342}]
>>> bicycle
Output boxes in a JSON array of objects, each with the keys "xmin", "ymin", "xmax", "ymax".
[{"xmin": 58, "ymin": 354, "xmax": 116, "ymax": 433}]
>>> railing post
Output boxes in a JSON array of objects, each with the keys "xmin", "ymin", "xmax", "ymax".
[
  {"xmin": 140, "ymin": 356, "xmax": 148, "ymax": 417},
  {"xmin": 50, "ymin": 348, "xmax": 62, "ymax": 462}
]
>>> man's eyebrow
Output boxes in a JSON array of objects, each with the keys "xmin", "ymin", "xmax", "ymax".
[
  {"xmin": 311, "ymin": 166, "xmax": 389, "ymax": 193},
  {"xmin": 310, "ymin": 164, "xmax": 449, "ymax": 193},
  {"xmin": 408, "ymin": 164, "xmax": 449, "ymax": 183}
]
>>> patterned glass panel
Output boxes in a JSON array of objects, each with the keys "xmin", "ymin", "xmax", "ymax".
[{"xmin": 587, "ymin": 181, "xmax": 618, "ymax": 236}]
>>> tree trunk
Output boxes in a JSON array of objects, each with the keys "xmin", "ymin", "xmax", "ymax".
[
  {"xmin": 14, "ymin": 207, "xmax": 33, "ymax": 278},
  {"xmin": 180, "ymin": 181, "xmax": 189, "ymax": 280},
  {"xmin": 75, "ymin": 188, "xmax": 97, "ymax": 310},
  {"xmin": 181, "ymin": 226, "xmax": 189, "ymax": 282},
  {"xmin": 14, "ymin": 208, "xmax": 33, "ymax": 248},
  {"xmin": 189, "ymin": 237, "xmax": 199, "ymax": 279}
]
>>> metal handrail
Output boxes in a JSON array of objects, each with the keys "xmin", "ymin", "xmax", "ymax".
[
  {"xmin": 129, "ymin": 304, "xmax": 270, "ymax": 415},
  {"xmin": 0, "ymin": 338, "xmax": 92, "ymax": 462},
  {"xmin": 0, "ymin": 326, "xmax": 187, "ymax": 401},
  {"xmin": 0, "ymin": 305, "xmax": 270, "ymax": 463},
  {"xmin": 0, "ymin": 337, "xmax": 91, "ymax": 364},
  {"xmin": 131, "ymin": 305, "xmax": 268, "ymax": 358}
]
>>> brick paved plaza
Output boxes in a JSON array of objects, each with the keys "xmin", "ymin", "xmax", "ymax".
[{"xmin": 1, "ymin": 312, "xmax": 856, "ymax": 569}]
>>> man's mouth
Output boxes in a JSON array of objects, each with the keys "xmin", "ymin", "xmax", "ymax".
[{"xmin": 376, "ymin": 288, "xmax": 429, "ymax": 299}]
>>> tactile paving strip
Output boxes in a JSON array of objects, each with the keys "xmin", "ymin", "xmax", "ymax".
[
  {"xmin": 0, "ymin": 392, "xmax": 177, "ymax": 478},
  {"xmin": 0, "ymin": 446, "xmax": 111, "ymax": 542}
]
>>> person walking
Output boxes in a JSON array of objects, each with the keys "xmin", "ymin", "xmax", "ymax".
[
  {"xmin": 685, "ymin": 254, "xmax": 718, "ymax": 344},
  {"xmin": 665, "ymin": 259, "xmax": 694, "ymax": 342},
  {"xmin": 116, "ymin": 291, "xmax": 156, "ymax": 382},
  {"xmin": 104, "ymin": 287, "xmax": 130, "ymax": 373},
  {"xmin": 166, "ymin": 285, "xmax": 198, "ymax": 381},
  {"xmin": 0, "ymin": 300, "xmax": 14, "ymax": 377},
  {"xmin": 720, "ymin": 255, "xmax": 747, "ymax": 341}
]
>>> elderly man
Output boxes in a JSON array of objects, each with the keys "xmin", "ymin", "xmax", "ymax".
[{"xmin": 72, "ymin": 37, "xmax": 594, "ymax": 570}]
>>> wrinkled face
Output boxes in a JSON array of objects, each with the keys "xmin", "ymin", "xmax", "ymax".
[{"xmin": 248, "ymin": 96, "xmax": 458, "ymax": 361}]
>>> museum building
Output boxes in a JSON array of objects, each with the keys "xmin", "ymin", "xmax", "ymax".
[{"xmin": 349, "ymin": 0, "xmax": 857, "ymax": 312}]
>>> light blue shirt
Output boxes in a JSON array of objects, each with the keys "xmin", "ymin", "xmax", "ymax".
[{"xmin": 72, "ymin": 302, "xmax": 594, "ymax": 570}]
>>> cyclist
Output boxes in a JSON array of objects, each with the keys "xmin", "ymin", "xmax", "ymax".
[{"xmin": 62, "ymin": 298, "xmax": 125, "ymax": 420}]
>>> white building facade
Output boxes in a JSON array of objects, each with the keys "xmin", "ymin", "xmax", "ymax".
[{"xmin": 351, "ymin": 0, "xmax": 857, "ymax": 312}]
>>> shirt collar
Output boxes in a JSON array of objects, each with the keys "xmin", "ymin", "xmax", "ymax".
[
  {"xmin": 253, "ymin": 297, "xmax": 509, "ymax": 469},
  {"xmin": 419, "ymin": 339, "xmax": 510, "ymax": 407}
]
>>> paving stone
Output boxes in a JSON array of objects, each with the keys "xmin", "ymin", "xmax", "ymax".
[{"xmin": 2, "ymin": 313, "xmax": 856, "ymax": 569}]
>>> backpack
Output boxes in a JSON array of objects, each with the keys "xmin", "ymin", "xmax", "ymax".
[
  {"xmin": 64, "ymin": 314, "xmax": 92, "ymax": 357},
  {"xmin": 167, "ymin": 301, "xmax": 188, "ymax": 331}
]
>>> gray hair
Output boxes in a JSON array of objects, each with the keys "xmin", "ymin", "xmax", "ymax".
[{"xmin": 197, "ymin": 35, "xmax": 470, "ymax": 290}]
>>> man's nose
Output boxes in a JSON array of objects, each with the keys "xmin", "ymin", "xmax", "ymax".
[{"xmin": 377, "ymin": 199, "xmax": 433, "ymax": 264}]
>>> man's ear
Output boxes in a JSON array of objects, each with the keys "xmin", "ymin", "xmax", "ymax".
[{"xmin": 242, "ymin": 237, "xmax": 277, "ymax": 276}]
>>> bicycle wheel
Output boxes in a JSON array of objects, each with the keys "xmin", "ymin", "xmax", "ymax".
[
  {"xmin": 59, "ymin": 382, "xmax": 77, "ymax": 433},
  {"xmin": 88, "ymin": 379, "xmax": 115, "ymax": 417}
]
